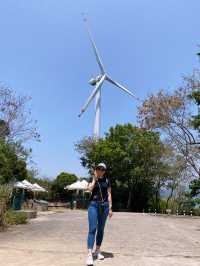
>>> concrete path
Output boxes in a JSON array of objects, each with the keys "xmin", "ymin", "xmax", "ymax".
[{"xmin": 0, "ymin": 210, "xmax": 200, "ymax": 266}]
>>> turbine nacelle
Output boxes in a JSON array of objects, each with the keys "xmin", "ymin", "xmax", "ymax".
[{"xmin": 89, "ymin": 75, "xmax": 102, "ymax": 86}]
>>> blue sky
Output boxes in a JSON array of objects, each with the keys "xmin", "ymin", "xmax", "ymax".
[{"xmin": 0, "ymin": 0, "xmax": 199, "ymax": 178}]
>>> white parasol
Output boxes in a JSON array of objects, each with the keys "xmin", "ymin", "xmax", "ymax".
[
  {"xmin": 14, "ymin": 181, "xmax": 27, "ymax": 189},
  {"xmin": 32, "ymin": 183, "xmax": 47, "ymax": 192},
  {"xmin": 65, "ymin": 180, "xmax": 89, "ymax": 190},
  {"xmin": 21, "ymin": 180, "xmax": 34, "ymax": 190}
]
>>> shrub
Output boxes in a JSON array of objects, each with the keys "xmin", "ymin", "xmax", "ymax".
[
  {"xmin": 0, "ymin": 184, "xmax": 13, "ymax": 206},
  {"xmin": 4, "ymin": 209, "xmax": 27, "ymax": 225},
  {"xmin": 0, "ymin": 185, "xmax": 13, "ymax": 229},
  {"xmin": 191, "ymin": 208, "xmax": 200, "ymax": 216},
  {"xmin": 158, "ymin": 199, "xmax": 179, "ymax": 214}
]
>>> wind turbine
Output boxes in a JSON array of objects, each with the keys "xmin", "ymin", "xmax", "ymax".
[{"xmin": 79, "ymin": 16, "xmax": 139, "ymax": 138}]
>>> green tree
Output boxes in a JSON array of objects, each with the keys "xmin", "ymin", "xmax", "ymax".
[
  {"xmin": 189, "ymin": 178, "xmax": 200, "ymax": 198},
  {"xmin": 0, "ymin": 140, "xmax": 28, "ymax": 184},
  {"xmin": 51, "ymin": 172, "xmax": 77, "ymax": 202},
  {"xmin": 76, "ymin": 124, "xmax": 168, "ymax": 211}
]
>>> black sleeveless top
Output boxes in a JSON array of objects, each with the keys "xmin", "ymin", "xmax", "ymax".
[{"xmin": 89, "ymin": 176, "xmax": 111, "ymax": 202}]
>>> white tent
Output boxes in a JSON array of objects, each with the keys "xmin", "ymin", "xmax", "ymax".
[
  {"xmin": 32, "ymin": 183, "xmax": 47, "ymax": 192},
  {"xmin": 20, "ymin": 180, "xmax": 47, "ymax": 192},
  {"xmin": 21, "ymin": 180, "xmax": 34, "ymax": 190},
  {"xmin": 14, "ymin": 181, "xmax": 27, "ymax": 189},
  {"xmin": 65, "ymin": 181, "xmax": 82, "ymax": 190},
  {"xmin": 80, "ymin": 180, "xmax": 89, "ymax": 190},
  {"xmin": 65, "ymin": 180, "xmax": 89, "ymax": 190}
]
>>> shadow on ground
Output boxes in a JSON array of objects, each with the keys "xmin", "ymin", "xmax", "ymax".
[
  {"xmin": 94, "ymin": 251, "xmax": 114, "ymax": 260},
  {"xmin": 93, "ymin": 251, "xmax": 114, "ymax": 261},
  {"xmin": 102, "ymin": 251, "xmax": 114, "ymax": 258}
]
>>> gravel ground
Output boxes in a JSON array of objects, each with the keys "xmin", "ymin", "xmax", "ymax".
[{"xmin": 0, "ymin": 210, "xmax": 200, "ymax": 266}]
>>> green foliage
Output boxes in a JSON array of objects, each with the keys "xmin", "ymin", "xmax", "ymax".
[
  {"xmin": 179, "ymin": 198, "xmax": 195, "ymax": 213},
  {"xmin": 186, "ymin": 71, "xmax": 200, "ymax": 132},
  {"xmin": 192, "ymin": 208, "xmax": 200, "ymax": 216},
  {"xmin": 191, "ymin": 114, "xmax": 200, "ymax": 130},
  {"xmin": 4, "ymin": 209, "xmax": 27, "ymax": 225},
  {"xmin": 156, "ymin": 196, "xmax": 196, "ymax": 214},
  {"xmin": 0, "ymin": 184, "xmax": 13, "ymax": 202},
  {"xmin": 76, "ymin": 124, "xmax": 168, "ymax": 211},
  {"xmin": 189, "ymin": 90, "xmax": 200, "ymax": 131},
  {"xmin": 189, "ymin": 90, "xmax": 200, "ymax": 105},
  {"xmin": 0, "ymin": 140, "xmax": 28, "ymax": 184},
  {"xmin": 51, "ymin": 172, "xmax": 77, "ymax": 202},
  {"xmin": 189, "ymin": 178, "xmax": 200, "ymax": 197},
  {"xmin": 0, "ymin": 184, "xmax": 13, "ymax": 229},
  {"xmin": 153, "ymin": 198, "xmax": 175, "ymax": 213},
  {"xmin": 190, "ymin": 181, "xmax": 199, "ymax": 197},
  {"xmin": 0, "ymin": 120, "xmax": 10, "ymax": 140},
  {"xmin": 190, "ymin": 179, "xmax": 200, "ymax": 197}
]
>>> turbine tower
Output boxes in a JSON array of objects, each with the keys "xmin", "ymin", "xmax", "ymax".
[{"xmin": 79, "ymin": 16, "xmax": 139, "ymax": 138}]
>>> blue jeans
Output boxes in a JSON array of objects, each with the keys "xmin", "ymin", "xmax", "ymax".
[{"xmin": 87, "ymin": 201, "xmax": 109, "ymax": 249}]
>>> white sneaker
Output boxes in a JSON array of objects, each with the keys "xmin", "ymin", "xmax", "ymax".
[
  {"xmin": 86, "ymin": 254, "xmax": 94, "ymax": 265},
  {"xmin": 94, "ymin": 250, "xmax": 104, "ymax": 260}
]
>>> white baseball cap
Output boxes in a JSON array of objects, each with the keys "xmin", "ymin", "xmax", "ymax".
[{"xmin": 97, "ymin": 163, "xmax": 107, "ymax": 170}]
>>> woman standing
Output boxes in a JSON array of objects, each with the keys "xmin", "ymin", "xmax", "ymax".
[{"xmin": 86, "ymin": 163, "xmax": 113, "ymax": 266}]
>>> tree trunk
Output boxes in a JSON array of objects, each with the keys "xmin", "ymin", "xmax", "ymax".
[
  {"xmin": 127, "ymin": 183, "xmax": 134, "ymax": 210},
  {"xmin": 127, "ymin": 190, "xmax": 132, "ymax": 210},
  {"xmin": 166, "ymin": 186, "xmax": 174, "ymax": 210},
  {"xmin": 155, "ymin": 189, "xmax": 160, "ymax": 210}
]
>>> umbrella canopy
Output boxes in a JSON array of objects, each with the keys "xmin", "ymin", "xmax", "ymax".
[
  {"xmin": 32, "ymin": 183, "xmax": 47, "ymax": 192},
  {"xmin": 65, "ymin": 181, "xmax": 82, "ymax": 190},
  {"xmin": 80, "ymin": 180, "xmax": 89, "ymax": 190},
  {"xmin": 65, "ymin": 180, "xmax": 89, "ymax": 190},
  {"xmin": 21, "ymin": 180, "xmax": 34, "ymax": 190},
  {"xmin": 14, "ymin": 181, "xmax": 27, "ymax": 189}
]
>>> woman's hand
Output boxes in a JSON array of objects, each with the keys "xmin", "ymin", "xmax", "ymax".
[
  {"xmin": 88, "ymin": 171, "xmax": 98, "ymax": 191},
  {"xmin": 93, "ymin": 170, "xmax": 99, "ymax": 181},
  {"xmin": 108, "ymin": 209, "xmax": 113, "ymax": 219}
]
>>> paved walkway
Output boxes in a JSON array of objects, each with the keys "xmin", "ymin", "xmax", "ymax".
[{"xmin": 0, "ymin": 210, "xmax": 200, "ymax": 266}]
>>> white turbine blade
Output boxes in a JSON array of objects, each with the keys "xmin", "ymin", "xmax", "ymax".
[
  {"xmin": 79, "ymin": 76, "xmax": 105, "ymax": 117},
  {"xmin": 83, "ymin": 15, "xmax": 105, "ymax": 74},
  {"xmin": 106, "ymin": 76, "xmax": 139, "ymax": 100}
]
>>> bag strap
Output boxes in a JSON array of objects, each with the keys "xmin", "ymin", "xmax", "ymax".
[{"xmin": 97, "ymin": 180, "xmax": 104, "ymax": 203}]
